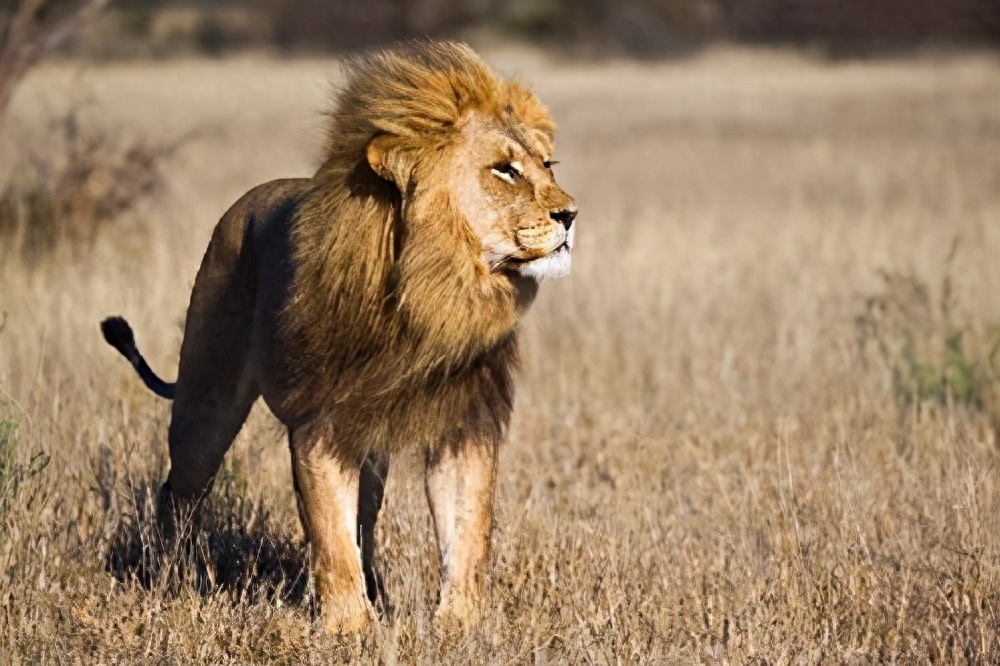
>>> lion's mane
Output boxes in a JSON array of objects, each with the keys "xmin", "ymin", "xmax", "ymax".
[{"xmin": 279, "ymin": 42, "xmax": 556, "ymax": 459}]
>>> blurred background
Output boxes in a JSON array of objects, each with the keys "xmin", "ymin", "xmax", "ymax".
[
  {"xmin": 12, "ymin": 0, "xmax": 1000, "ymax": 60},
  {"xmin": 1, "ymin": 0, "xmax": 997, "ymax": 260}
]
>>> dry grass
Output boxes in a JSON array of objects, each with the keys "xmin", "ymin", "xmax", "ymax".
[{"xmin": 1, "ymin": 47, "xmax": 1000, "ymax": 663}]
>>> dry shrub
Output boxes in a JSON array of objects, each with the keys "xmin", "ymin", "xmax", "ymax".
[
  {"xmin": 0, "ymin": 404, "xmax": 49, "ymax": 519},
  {"xmin": 0, "ymin": 110, "xmax": 161, "ymax": 267}
]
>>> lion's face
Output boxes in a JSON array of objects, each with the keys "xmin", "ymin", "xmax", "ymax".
[
  {"xmin": 367, "ymin": 109, "xmax": 576, "ymax": 284},
  {"xmin": 449, "ymin": 112, "xmax": 576, "ymax": 282}
]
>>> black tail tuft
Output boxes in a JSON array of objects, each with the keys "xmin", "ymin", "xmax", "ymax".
[
  {"xmin": 101, "ymin": 316, "xmax": 138, "ymax": 362},
  {"xmin": 100, "ymin": 315, "xmax": 176, "ymax": 400}
]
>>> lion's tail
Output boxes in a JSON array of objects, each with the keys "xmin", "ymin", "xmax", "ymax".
[{"xmin": 100, "ymin": 316, "xmax": 176, "ymax": 400}]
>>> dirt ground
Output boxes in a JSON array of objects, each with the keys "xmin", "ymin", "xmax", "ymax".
[{"xmin": 1, "ymin": 46, "xmax": 999, "ymax": 663}]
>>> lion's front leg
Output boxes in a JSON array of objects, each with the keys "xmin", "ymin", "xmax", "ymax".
[
  {"xmin": 290, "ymin": 431, "xmax": 373, "ymax": 634},
  {"xmin": 425, "ymin": 439, "xmax": 498, "ymax": 627}
]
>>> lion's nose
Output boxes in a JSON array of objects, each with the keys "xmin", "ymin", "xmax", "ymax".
[{"xmin": 550, "ymin": 206, "xmax": 577, "ymax": 231}]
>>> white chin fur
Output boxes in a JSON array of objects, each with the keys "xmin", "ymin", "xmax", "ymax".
[{"xmin": 516, "ymin": 245, "xmax": 572, "ymax": 281}]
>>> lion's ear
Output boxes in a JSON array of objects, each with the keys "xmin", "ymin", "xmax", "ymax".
[{"xmin": 366, "ymin": 134, "xmax": 408, "ymax": 186}]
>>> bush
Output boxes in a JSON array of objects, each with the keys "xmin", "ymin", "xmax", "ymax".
[
  {"xmin": 856, "ymin": 245, "xmax": 1000, "ymax": 427},
  {"xmin": 0, "ymin": 415, "xmax": 17, "ymax": 497},
  {"xmin": 0, "ymin": 410, "xmax": 49, "ymax": 508}
]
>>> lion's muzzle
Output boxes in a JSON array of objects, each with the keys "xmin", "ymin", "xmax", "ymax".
[
  {"xmin": 512, "ymin": 218, "xmax": 574, "ymax": 282},
  {"xmin": 515, "ymin": 225, "xmax": 568, "ymax": 258}
]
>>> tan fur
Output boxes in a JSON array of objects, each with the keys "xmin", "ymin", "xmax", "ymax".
[{"xmin": 103, "ymin": 40, "xmax": 576, "ymax": 633}]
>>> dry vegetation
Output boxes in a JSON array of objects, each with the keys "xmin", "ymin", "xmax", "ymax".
[{"xmin": 1, "ymin": 47, "xmax": 1000, "ymax": 663}]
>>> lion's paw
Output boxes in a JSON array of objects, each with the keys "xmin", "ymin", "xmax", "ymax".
[
  {"xmin": 322, "ymin": 599, "xmax": 375, "ymax": 635},
  {"xmin": 435, "ymin": 584, "xmax": 484, "ymax": 630}
]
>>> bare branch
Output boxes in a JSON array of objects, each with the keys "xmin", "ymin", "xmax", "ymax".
[
  {"xmin": 0, "ymin": 0, "xmax": 111, "ymax": 122},
  {"xmin": 43, "ymin": 0, "xmax": 111, "ymax": 53}
]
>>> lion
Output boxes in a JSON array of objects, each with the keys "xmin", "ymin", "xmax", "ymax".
[{"xmin": 100, "ymin": 40, "xmax": 576, "ymax": 633}]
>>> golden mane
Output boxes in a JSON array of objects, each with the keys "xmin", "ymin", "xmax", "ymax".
[
  {"xmin": 280, "ymin": 41, "xmax": 556, "ymax": 459},
  {"xmin": 317, "ymin": 41, "xmax": 555, "ymax": 177}
]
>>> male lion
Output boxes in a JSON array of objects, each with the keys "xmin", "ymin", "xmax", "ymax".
[{"xmin": 101, "ymin": 41, "xmax": 575, "ymax": 633}]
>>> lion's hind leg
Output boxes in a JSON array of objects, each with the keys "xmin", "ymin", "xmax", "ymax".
[
  {"xmin": 159, "ymin": 209, "xmax": 260, "ymax": 540},
  {"xmin": 359, "ymin": 453, "xmax": 389, "ymax": 611},
  {"xmin": 159, "ymin": 356, "xmax": 259, "ymax": 541}
]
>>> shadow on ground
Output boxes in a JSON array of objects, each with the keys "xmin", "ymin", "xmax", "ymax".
[{"xmin": 104, "ymin": 483, "xmax": 310, "ymax": 605}]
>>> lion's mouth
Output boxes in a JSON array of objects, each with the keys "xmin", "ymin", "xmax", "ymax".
[
  {"xmin": 506, "ymin": 241, "xmax": 570, "ymax": 266},
  {"xmin": 511, "ymin": 242, "xmax": 572, "ymax": 281}
]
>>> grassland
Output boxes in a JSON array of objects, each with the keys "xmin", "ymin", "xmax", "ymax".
[{"xmin": 1, "ymin": 47, "xmax": 999, "ymax": 663}]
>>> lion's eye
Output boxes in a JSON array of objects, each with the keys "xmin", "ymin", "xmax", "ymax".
[{"xmin": 491, "ymin": 162, "xmax": 520, "ymax": 185}]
